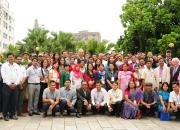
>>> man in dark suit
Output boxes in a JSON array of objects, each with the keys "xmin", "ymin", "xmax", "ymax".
[
  {"xmin": 170, "ymin": 58, "xmax": 180, "ymax": 91},
  {"xmin": 76, "ymin": 81, "xmax": 91, "ymax": 118}
]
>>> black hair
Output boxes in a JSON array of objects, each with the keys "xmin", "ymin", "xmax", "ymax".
[
  {"xmin": 65, "ymin": 79, "xmax": 71, "ymax": 83},
  {"xmin": 127, "ymin": 80, "xmax": 136, "ymax": 90},
  {"xmin": 7, "ymin": 52, "xmax": 14, "ymax": 58},
  {"xmin": 161, "ymin": 82, "xmax": 169, "ymax": 92}
]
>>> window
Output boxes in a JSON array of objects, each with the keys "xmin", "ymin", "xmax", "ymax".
[
  {"xmin": 3, "ymin": 43, "xmax": 7, "ymax": 49},
  {"xmin": 3, "ymin": 21, "xmax": 8, "ymax": 30},
  {"xmin": 3, "ymin": 33, "xmax": 7, "ymax": 39}
]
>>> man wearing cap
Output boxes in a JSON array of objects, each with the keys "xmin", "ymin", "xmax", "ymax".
[{"xmin": 139, "ymin": 83, "xmax": 158, "ymax": 117}]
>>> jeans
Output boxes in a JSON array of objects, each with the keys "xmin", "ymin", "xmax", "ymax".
[
  {"xmin": 59, "ymin": 99, "xmax": 75, "ymax": 113},
  {"xmin": 42, "ymin": 103, "xmax": 59, "ymax": 113},
  {"xmin": 16, "ymin": 85, "xmax": 24, "ymax": 114}
]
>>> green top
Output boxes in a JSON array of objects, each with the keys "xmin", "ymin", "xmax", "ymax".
[{"xmin": 60, "ymin": 70, "xmax": 70, "ymax": 87}]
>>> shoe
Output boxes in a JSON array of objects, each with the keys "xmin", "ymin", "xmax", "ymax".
[
  {"xmin": 4, "ymin": 116, "xmax": 9, "ymax": 121},
  {"xmin": 33, "ymin": 112, "xmax": 40, "ymax": 115},
  {"xmin": 10, "ymin": 115, "xmax": 18, "ymax": 120},
  {"xmin": 76, "ymin": 113, "xmax": 81, "ymax": 118},
  {"xmin": 28, "ymin": 112, "xmax": 33, "ymax": 116},
  {"xmin": 17, "ymin": 113, "xmax": 26, "ymax": 117},
  {"xmin": 43, "ymin": 112, "xmax": 47, "ymax": 118}
]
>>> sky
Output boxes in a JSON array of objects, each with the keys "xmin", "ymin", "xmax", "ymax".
[{"xmin": 8, "ymin": 0, "xmax": 126, "ymax": 43}]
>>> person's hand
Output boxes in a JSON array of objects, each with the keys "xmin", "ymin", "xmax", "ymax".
[
  {"xmin": 49, "ymin": 99, "xmax": 55, "ymax": 105},
  {"xmin": 173, "ymin": 107, "xmax": 178, "ymax": 112},
  {"xmin": 146, "ymin": 104, "xmax": 150, "ymax": 109},
  {"xmin": 163, "ymin": 106, "xmax": 166, "ymax": 112},
  {"xmin": 87, "ymin": 104, "xmax": 91, "ymax": 110},
  {"xmin": 133, "ymin": 103, "xmax": 138, "ymax": 108},
  {"xmin": 108, "ymin": 107, "xmax": 113, "ymax": 112},
  {"xmin": 67, "ymin": 101, "xmax": 72, "ymax": 107},
  {"xmin": 110, "ymin": 100, "xmax": 115, "ymax": 105},
  {"xmin": 84, "ymin": 100, "xmax": 88, "ymax": 106},
  {"xmin": 95, "ymin": 103, "xmax": 100, "ymax": 109}
]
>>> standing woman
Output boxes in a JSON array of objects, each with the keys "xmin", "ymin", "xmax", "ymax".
[
  {"xmin": 70, "ymin": 64, "xmax": 83, "ymax": 90},
  {"xmin": 118, "ymin": 64, "xmax": 133, "ymax": 94},
  {"xmin": 83, "ymin": 63, "xmax": 95, "ymax": 90},
  {"xmin": 49, "ymin": 61, "xmax": 61, "ymax": 89},
  {"xmin": 122, "ymin": 81, "xmax": 141, "ymax": 119},
  {"xmin": 38, "ymin": 59, "xmax": 49, "ymax": 111},
  {"xmin": 59, "ymin": 57, "xmax": 65, "ymax": 71},
  {"xmin": 133, "ymin": 65, "xmax": 142, "ymax": 89},
  {"xmin": 94, "ymin": 58, "xmax": 102, "ymax": 72},
  {"xmin": 53, "ymin": 52, "xmax": 60, "ymax": 63},
  {"xmin": 106, "ymin": 63, "xmax": 118, "ymax": 91}
]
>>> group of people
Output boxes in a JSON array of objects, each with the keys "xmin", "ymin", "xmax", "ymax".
[{"xmin": 0, "ymin": 49, "xmax": 180, "ymax": 121}]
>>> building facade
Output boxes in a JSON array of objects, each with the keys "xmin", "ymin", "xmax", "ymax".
[
  {"xmin": 73, "ymin": 30, "xmax": 101, "ymax": 41},
  {"xmin": 0, "ymin": 0, "xmax": 14, "ymax": 51}
]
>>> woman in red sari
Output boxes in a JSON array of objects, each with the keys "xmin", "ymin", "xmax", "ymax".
[{"xmin": 83, "ymin": 63, "xmax": 95, "ymax": 90}]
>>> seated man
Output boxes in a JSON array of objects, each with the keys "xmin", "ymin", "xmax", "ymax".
[
  {"xmin": 139, "ymin": 83, "xmax": 158, "ymax": 117},
  {"xmin": 169, "ymin": 82, "xmax": 180, "ymax": 119},
  {"xmin": 59, "ymin": 79, "xmax": 77, "ymax": 115},
  {"xmin": 107, "ymin": 81, "xmax": 123, "ymax": 117},
  {"xmin": 91, "ymin": 81, "xmax": 107, "ymax": 114},
  {"xmin": 76, "ymin": 81, "xmax": 91, "ymax": 118},
  {"xmin": 42, "ymin": 80, "xmax": 60, "ymax": 117}
]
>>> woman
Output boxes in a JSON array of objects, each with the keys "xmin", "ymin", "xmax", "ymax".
[
  {"xmin": 105, "ymin": 63, "xmax": 118, "ymax": 91},
  {"xmin": 70, "ymin": 64, "xmax": 83, "ymax": 90},
  {"xmin": 118, "ymin": 64, "xmax": 133, "ymax": 93},
  {"xmin": 39, "ymin": 59, "xmax": 49, "ymax": 110},
  {"xmin": 158, "ymin": 82, "xmax": 170, "ymax": 113},
  {"xmin": 122, "ymin": 81, "xmax": 141, "ymax": 119},
  {"xmin": 133, "ymin": 65, "xmax": 141, "ymax": 89},
  {"xmin": 106, "ymin": 56, "xmax": 116, "ymax": 71},
  {"xmin": 94, "ymin": 58, "xmax": 102, "ymax": 72},
  {"xmin": 84, "ymin": 63, "xmax": 95, "ymax": 90},
  {"xmin": 60, "ymin": 64, "xmax": 70, "ymax": 87},
  {"xmin": 59, "ymin": 57, "xmax": 65, "ymax": 71},
  {"xmin": 49, "ymin": 61, "xmax": 61, "ymax": 89},
  {"xmin": 53, "ymin": 52, "xmax": 60, "ymax": 63}
]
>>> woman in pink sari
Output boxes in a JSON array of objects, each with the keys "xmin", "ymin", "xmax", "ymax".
[{"xmin": 118, "ymin": 64, "xmax": 133, "ymax": 94}]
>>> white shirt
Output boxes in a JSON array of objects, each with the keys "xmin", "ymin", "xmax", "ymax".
[
  {"xmin": 18, "ymin": 64, "xmax": 27, "ymax": 81},
  {"xmin": 1, "ymin": 62, "xmax": 21, "ymax": 85},
  {"xmin": 91, "ymin": 88, "xmax": 107, "ymax": 106},
  {"xmin": 169, "ymin": 91, "xmax": 180, "ymax": 105},
  {"xmin": 26, "ymin": 65, "xmax": 42, "ymax": 83},
  {"xmin": 107, "ymin": 88, "xmax": 123, "ymax": 107}
]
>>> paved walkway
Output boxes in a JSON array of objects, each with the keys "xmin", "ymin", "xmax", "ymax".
[{"xmin": 0, "ymin": 115, "xmax": 179, "ymax": 130}]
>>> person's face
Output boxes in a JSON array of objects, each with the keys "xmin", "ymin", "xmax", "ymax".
[
  {"xmin": 55, "ymin": 53, "xmax": 60, "ymax": 60},
  {"xmin": 109, "ymin": 57, "xmax": 114, "ymax": 63},
  {"xmin": 146, "ymin": 62, "xmax": 152, "ymax": 68},
  {"xmin": 82, "ymin": 82, "xmax": 88, "ymax": 90},
  {"xmin": 109, "ymin": 64, "xmax": 114, "ymax": 71},
  {"xmin": 172, "ymin": 84, "xmax": 179, "ymax": 92},
  {"xmin": 8, "ymin": 54, "xmax": 14, "ymax": 63},
  {"xmin": 112, "ymin": 83, "xmax": 118, "ymax": 90},
  {"xmin": 65, "ymin": 66, "xmax": 70, "ymax": 72},
  {"xmin": 159, "ymin": 59, "xmax": 164, "ymax": 67},
  {"xmin": 32, "ymin": 59, "xmax": 38, "ymax": 66},
  {"xmin": 43, "ymin": 60, "xmax": 48, "ymax": 67},
  {"xmin": 88, "ymin": 58, "xmax": 94, "ymax": 64},
  {"xmin": 49, "ymin": 82, "xmax": 56, "ymax": 91},
  {"xmin": 70, "ymin": 58, "xmax": 75, "ymax": 64},
  {"xmin": 166, "ymin": 52, "xmax": 171, "ymax": 58},
  {"xmin": 60, "ymin": 58, "xmax": 65, "ymax": 65},
  {"xmin": 96, "ymin": 59, "xmax": 101, "ymax": 65},
  {"xmin": 139, "ymin": 60, "xmax": 145, "ymax": 66},
  {"xmin": 99, "ymin": 65, "xmax": 104, "ymax": 71},
  {"xmin": 173, "ymin": 60, "xmax": 179, "ymax": 67},
  {"xmin": 96, "ymin": 83, "xmax": 101, "ymax": 91},
  {"xmin": 162, "ymin": 84, "xmax": 168, "ymax": 92},
  {"xmin": 131, "ymin": 56, "xmax": 136, "ymax": 63},
  {"xmin": 145, "ymin": 85, "xmax": 152, "ymax": 92},
  {"xmin": 79, "ymin": 50, "xmax": 84, "ymax": 57},
  {"xmin": 93, "ymin": 55, "xmax": 97, "ymax": 61},
  {"xmin": 63, "ymin": 52, "xmax": 68, "ymax": 58},
  {"xmin": 88, "ymin": 64, "xmax": 93, "ymax": 71},
  {"xmin": 122, "ymin": 64, "xmax": 128, "ymax": 71},
  {"xmin": 65, "ymin": 81, "xmax": 71, "ymax": 88},
  {"xmin": 80, "ymin": 61, "xmax": 85, "ymax": 67},
  {"xmin": 53, "ymin": 62, "xmax": 59, "ymax": 69},
  {"xmin": 123, "ymin": 57, "xmax": 129, "ymax": 63},
  {"xmin": 129, "ymin": 81, "xmax": 135, "ymax": 89},
  {"xmin": 75, "ymin": 66, "xmax": 80, "ymax": 71},
  {"xmin": 23, "ymin": 54, "xmax": 29, "ymax": 60},
  {"xmin": 147, "ymin": 52, "xmax": 153, "ymax": 57},
  {"xmin": 134, "ymin": 66, "xmax": 139, "ymax": 72},
  {"xmin": 16, "ymin": 57, "xmax": 22, "ymax": 64},
  {"xmin": 85, "ymin": 54, "xmax": 90, "ymax": 59}
]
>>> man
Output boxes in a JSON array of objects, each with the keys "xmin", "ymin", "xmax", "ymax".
[
  {"xmin": 154, "ymin": 58, "xmax": 170, "ymax": 89},
  {"xmin": 42, "ymin": 80, "xmax": 60, "ymax": 117},
  {"xmin": 26, "ymin": 57, "xmax": 42, "ymax": 116},
  {"xmin": 138, "ymin": 58, "xmax": 146, "ymax": 79},
  {"xmin": 118, "ymin": 55, "xmax": 133, "ymax": 72},
  {"xmin": 139, "ymin": 83, "xmax": 158, "ymax": 117},
  {"xmin": 107, "ymin": 82, "xmax": 123, "ymax": 117},
  {"xmin": 75, "ymin": 48, "xmax": 84, "ymax": 64},
  {"xmin": 170, "ymin": 58, "xmax": 180, "ymax": 91},
  {"xmin": 142, "ymin": 60, "xmax": 157, "ymax": 90},
  {"xmin": 59, "ymin": 79, "xmax": 77, "ymax": 116},
  {"xmin": 1, "ymin": 53, "xmax": 20, "ymax": 121},
  {"xmin": 22, "ymin": 52, "xmax": 31, "ymax": 68},
  {"xmin": 0, "ymin": 53, "xmax": 3, "ymax": 119},
  {"xmin": 164, "ymin": 50, "xmax": 172, "ymax": 64},
  {"xmin": 91, "ymin": 81, "xmax": 107, "ymax": 114},
  {"xmin": 169, "ymin": 82, "xmax": 180, "ymax": 119},
  {"xmin": 16, "ymin": 56, "xmax": 27, "ymax": 117},
  {"xmin": 76, "ymin": 81, "xmax": 91, "ymax": 118}
]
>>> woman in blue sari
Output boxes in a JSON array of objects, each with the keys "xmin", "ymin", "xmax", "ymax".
[
  {"xmin": 121, "ymin": 81, "xmax": 142, "ymax": 119},
  {"xmin": 158, "ymin": 82, "xmax": 170, "ymax": 113}
]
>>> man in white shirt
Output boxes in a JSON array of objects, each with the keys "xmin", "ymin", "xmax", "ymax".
[
  {"xmin": 26, "ymin": 57, "xmax": 42, "ymax": 116},
  {"xmin": 107, "ymin": 81, "xmax": 123, "ymax": 117},
  {"xmin": 169, "ymin": 82, "xmax": 180, "ymax": 119},
  {"xmin": 15, "ymin": 55, "xmax": 27, "ymax": 117},
  {"xmin": 91, "ymin": 81, "xmax": 107, "ymax": 114},
  {"xmin": 1, "ymin": 53, "xmax": 20, "ymax": 121},
  {"xmin": 154, "ymin": 58, "xmax": 170, "ymax": 89},
  {"xmin": 142, "ymin": 60, "xmax": 157, "ymax": 90}
]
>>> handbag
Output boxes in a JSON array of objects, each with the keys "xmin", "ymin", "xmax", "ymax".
[{"xmin": 160, "ymin": 111, "xmax": 170, "ymax": 121}]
